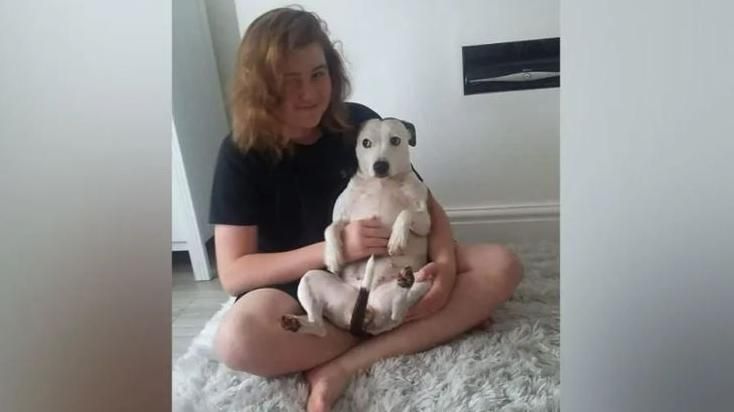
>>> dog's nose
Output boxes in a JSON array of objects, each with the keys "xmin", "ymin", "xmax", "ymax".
[{"xmin": 373, "ymin": 161, "xmax": 390, "ymax": 177}]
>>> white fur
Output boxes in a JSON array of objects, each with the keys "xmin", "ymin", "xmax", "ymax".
[{"xmin": 290, "ymin": 118, "xmax": 432, "ymax": 336}]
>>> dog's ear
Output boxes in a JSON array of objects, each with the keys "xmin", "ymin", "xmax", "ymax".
[{"xmin": 402, "ymin": 121, "xmax": 416, "ymax": 146}]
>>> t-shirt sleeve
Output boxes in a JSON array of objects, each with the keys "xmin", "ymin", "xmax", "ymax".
[{"xmin": 209, "ymin": 136, "xmax": 264, "ymax": 226}]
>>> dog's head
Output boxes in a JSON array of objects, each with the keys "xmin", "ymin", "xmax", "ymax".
[{"xmin": 355, "ymin": 118, "xmax": 416, "ymax": 179}]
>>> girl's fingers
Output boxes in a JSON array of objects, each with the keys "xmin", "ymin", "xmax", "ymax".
[
  {"xmin": 367, "ymin": 247, "xmax": 388, "ymax": 256},
  {"xmin": 363, "ymin": 227, "xmax": 391, "ymax": 239},
  {"xmin": 360, "ymin": 216, "xmax": 385, "ymax": 228},
  {"xmin": 365, "ymin": 237, "xmax": 388, "ymax": 248}
]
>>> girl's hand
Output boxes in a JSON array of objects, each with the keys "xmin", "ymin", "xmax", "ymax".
[
  {"xmin": 404, "ymin": 262, "xmax": 454, "ymax": 322},
  {"xmin": 342, "ymin": 216, "xmax": 391, "ymax": 263}
]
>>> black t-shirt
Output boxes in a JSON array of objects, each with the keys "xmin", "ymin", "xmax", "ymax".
[{"xmin": 209, "ymin": 102, "xmax": 382, "ymax": 253}]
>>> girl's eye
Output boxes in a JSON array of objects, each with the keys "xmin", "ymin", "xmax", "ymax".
[
  {"xmin": 362, "ymin": 139, "xmax": 372, "ymax": 148},
  {"xmin": 390, "ymin": 136, "xmax": 401, "ymax": 146},
  {"xmin": 312, "ymin": 71, "xmax": 326, "ymax": 79}
]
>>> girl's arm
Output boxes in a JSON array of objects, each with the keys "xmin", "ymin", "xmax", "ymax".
[
  {"xmin": 214, "ymin": 219, "xmax": 391, "ymax": 297},
  {"xmin": 425, "ymin": 191, "xmax": 457, "ymax": 291},
  {"xmin": 214, "ymin": 225, "xmax": 325, "ymax": 296}
]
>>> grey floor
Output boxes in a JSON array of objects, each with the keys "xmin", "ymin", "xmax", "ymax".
[{"xmin": 172, "ymin": 250, "xmax": 228, "ymax": 361}]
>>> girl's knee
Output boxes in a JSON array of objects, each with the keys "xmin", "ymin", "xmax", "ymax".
[
  {"xmin": 478, "ymin": 244, "xmax": 524, "ymax": 301},
  {"xmin": 214, "ymin": 312, "xmax": 280, "ymax": 377},
  {"xmin": 497, "ymin": 245, "xmax": 524, "ymax": 286}
]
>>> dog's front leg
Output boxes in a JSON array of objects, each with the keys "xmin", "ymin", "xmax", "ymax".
[
  {"xmin": 400, "ymin": 177, "xmax": 431, "ymax": 237},
  {"xmin": 324, "ymin": 220, "xmax": 347, "ymax": 274},
  {"xmin": 324, "ymin": 182, "xmax": 354, "ymax": 274},
  {"xmin": 410, "ymin": 200, "xmax": 431, "ymax": 237},
  {"xmin": 388, "ymin": 210, "xmax": 412, "ymax": 256}
]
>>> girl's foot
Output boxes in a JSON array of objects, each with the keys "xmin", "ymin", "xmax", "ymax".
[{"xmin": 305, "ymin": 360, "xmax": 352, "ymax": 412}]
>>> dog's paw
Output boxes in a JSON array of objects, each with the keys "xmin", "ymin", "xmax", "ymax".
[
  {"xmin": 363, "ymin": 306, "xmax": 375, "ymax": 327},
  {"xmin": 397, "ymin": 266, "xmax": 415, "ymax": 288},
  {"xmin": 388, "ymin": 211, "xmax": 411, "ymax": 256},
  {"xmin": 388, "ymin": 229, "xmax": 409, "ymax": 256},
  {"xmin": 280, "ymin": 314, "xmax": 301, "ymax": 332}
]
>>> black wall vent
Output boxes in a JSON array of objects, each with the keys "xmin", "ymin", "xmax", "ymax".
[{"xmin": 462, "ymin": 37, "xmax": 560, "ymax": 95}]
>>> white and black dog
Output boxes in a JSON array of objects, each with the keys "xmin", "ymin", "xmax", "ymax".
[{"xmin": 281, "ymin": 118, "xmax": 432, "ymax": 337}]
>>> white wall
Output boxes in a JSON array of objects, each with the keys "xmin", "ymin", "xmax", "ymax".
[
  {"xmin": 561, "ymin": 1, "xmax": 734, "ymax": 410},
  {"xmin": 228, "ymin": 0, "xmax": 560, "ymax": 242},
  {"xmin": 173, "ymin": 0, "xmax": 231, "ymax": 244},
  {"xmin": 203, "ymin": 0, "xmax": 241, "ymax": 123}
]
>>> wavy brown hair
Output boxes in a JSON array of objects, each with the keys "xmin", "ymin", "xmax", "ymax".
[{"xmin": 229, "ymin": 6, "xmax": 351, "ymax": 158}]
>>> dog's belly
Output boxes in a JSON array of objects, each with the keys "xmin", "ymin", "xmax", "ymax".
[
  {"xmin": 341, "ymin": 247, "xmax": 428, "ymax": 288},
  {"xmin": 342, "ymin": 179, "xmax": 428, "ymax": 285}
]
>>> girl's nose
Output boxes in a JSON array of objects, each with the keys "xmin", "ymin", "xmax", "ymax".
[{"xmin": 299, "ymin": 80, "xmax": 316, "ymax": 101}]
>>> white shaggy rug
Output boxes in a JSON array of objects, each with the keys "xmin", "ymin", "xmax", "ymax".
[{"xmin": 173, "ymin": 242, "xmax": 559, "ymax": 411}]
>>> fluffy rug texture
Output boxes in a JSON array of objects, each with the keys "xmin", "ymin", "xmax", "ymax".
[{"xmin": 173, "ymin": 242, "xmax": 559, "ymax": 411}]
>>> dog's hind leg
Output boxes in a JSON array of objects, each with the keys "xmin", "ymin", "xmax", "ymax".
[
  {"xmin": 392, "ymin": 266, "xmax": 431, "ymax": 323},
  {"xmin": 281, "ymin": 269, "xmax": 358, "ymax": 337},
  {"xmin": 390, "ymin": 267, "xmax": 415, "ymax": 322},
  {"xmin": 281, "ymin": 270, "xmax": 328, "ymax": 336}
]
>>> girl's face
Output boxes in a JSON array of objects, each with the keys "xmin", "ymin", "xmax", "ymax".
[{"xmin": 277, "ymin": 42, "xmax": 332, "ymax": 141}]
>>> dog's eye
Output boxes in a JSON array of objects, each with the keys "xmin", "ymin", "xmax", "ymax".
[
  {"xmin": 390, "ymin": 136, "xmax": 401, "ymax": 146},
  {"xmin": 362, "ymin": 139, "xmax": 372, "ymax": 148}
]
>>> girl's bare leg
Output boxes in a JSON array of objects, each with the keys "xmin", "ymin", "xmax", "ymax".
[
  {"xmin": 304, "ymin": 243, "xmax": 523, "ymax": 412},
  {"xmin": 214, "ymin": 288, "xmax": 360, "ymax": 377}
]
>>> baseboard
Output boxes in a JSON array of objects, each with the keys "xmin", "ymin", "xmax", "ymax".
[
  {"xmin": 445, "ymin": 202, "xmax": 559, "ymax": 244},
  {"xmin": 172, "ymin": 240, "xmax": 189, "ymax": 252}
]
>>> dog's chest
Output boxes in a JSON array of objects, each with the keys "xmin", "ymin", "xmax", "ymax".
[{"xmin": 347, "ymin": 179, "xmax": 410, "ymax": 225}]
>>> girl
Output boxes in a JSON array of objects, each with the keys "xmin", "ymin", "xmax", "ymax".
[{"xmin": 210, "ymin": 7, "xmax": 522, "ymax": 412}]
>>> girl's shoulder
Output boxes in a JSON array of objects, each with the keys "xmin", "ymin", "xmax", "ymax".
[{"xmin": 215, "ymin": 133, "xmax": 273, "ymax": 174}]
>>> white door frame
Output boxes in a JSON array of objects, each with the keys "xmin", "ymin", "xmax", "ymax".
[{"xmin": 172, "ymin": 119, "xmax": 213, "ymax": 281}]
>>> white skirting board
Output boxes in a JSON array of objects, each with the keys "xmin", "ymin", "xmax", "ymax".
[
  {"xmin": 446, "ymin": 202, "xmax": 559, "ymax": 244},
  {"xmin": 175, "ymin": 201, "xmax": 557, "ymax": 281}
]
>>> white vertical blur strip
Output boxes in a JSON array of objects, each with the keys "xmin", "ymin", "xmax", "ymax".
[
  {"xmin": 561, "ymin": 1, "xmax": 734, "ymax": 411},
  {"xmin": 0, "ymin": 2, "xmax": 171, "ymax": 411}
]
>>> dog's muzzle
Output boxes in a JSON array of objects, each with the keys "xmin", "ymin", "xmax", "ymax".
[{"xmin": 373, "ymin": 161, "xmax": 389, "ymax": 177}]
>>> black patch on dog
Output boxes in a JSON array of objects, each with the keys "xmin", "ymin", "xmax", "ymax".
[
  {"xmin": 383, "ymin": 117, "xmax": 417, "ymax": 146},
  {"xmin": 403, "ymin": 121, "xmax": 416, "ymax": 146}
]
